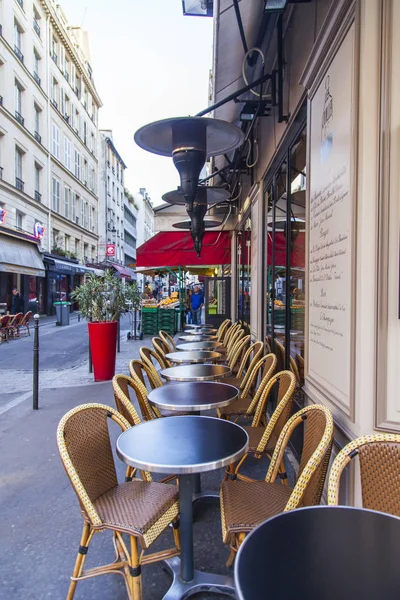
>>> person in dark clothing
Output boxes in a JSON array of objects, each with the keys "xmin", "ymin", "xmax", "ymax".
[{"xmin": 11, "ymin": 287, "xmax": 24, "ymax": 314}]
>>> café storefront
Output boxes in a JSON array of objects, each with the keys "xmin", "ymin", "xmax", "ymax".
[{"xmin": 212, "ymin": 0, "xmax": 399, "ymax": 501}]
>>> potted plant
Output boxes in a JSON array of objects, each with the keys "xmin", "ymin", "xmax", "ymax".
[{"xmin": 72, "ymin": 270, "xmax": 126, "ymax": 381}]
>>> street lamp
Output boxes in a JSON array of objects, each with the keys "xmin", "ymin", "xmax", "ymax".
[
  {"xmin": 135, "ymin": 117, "xmax": 244, "ymax": 256},
  {"xmin": 182, "ymin": 0, "xmax": 213, "ymax": 17}
]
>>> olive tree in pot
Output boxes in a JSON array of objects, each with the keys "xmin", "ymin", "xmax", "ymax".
[{"xmin": 72, "ymin": 270, "xmax": 126, "ymax": 381}]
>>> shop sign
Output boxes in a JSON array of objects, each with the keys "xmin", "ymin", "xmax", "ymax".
[
  {"xmin": 33, "ymin": 221, "xmax": 45, "ymax": 240},
  {"xmin": 0, "ymin": 207, "xmax": 6, "ymax": 224},
  {"xmin": 106, "ymin": 244, "xmax": 116, "ymax": 257}
]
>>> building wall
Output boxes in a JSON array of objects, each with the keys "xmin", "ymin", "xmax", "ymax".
[{"xmin": 0, "ymin": 0, "xmax": 102, "ymax": 263}]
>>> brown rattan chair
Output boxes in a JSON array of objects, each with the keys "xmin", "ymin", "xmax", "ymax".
[
  {"xmin": 152, "ymin": 337, "xmax": 172, "ymax": 367},
  {"xmin": 57, "ymin": 403, "xmax": 180, "ymax": 600},
  {"xmin": 129, "ymin": 359, "xmax": 162, "ymax": 409},
  {"xmin": 216, "ymin": 319, "xmax": 231, "ymax": 342},
  {"xmin": 218, "ymin": 326, "xmax": 245, "ymax": 360},
  {"xmin": 227, "ymin": 335, "xmax": 250, "ymax": 373},
  {"xmin": 224, "ymin": 341, "xmax": 264, "ymax": 388},
  {"xmin": 225, "ymin": 371, "xmax": 297, "ymax": 481},
  {"xmin": 19, "ymin": 311, "xmax": 32, "ymax": 336},
  {"xmin": 139, "ymin": 347, "xmax": 166, "ymax": 388},
  {"xmin": 218, "ymin": 354, "xmax": 277, "ymax": 421},
  {"xmin": 7, "ymin": 312, "xmax": 23, "ymax": 339},
  {"xmin": 0, "ymin": 315, "xmax": 10, "ymax": 343},
  {"xmin": 327, "ymin": 433, "xmax": 400, "ymax": 516},
  {"xmin": 159, "ymin": 330, "xmax": 176, "ymax": 352},
  {"xmin": 220, "ymin": 404, "xmax": 334, "ymax": 566},
  {"xmin": 113, "ymin": 374, "xmax": 159, "ymax": 423}
]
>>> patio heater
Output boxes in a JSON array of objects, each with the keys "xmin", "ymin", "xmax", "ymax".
[{"xmin": 134, "ymin": 117, "xmax": 244, "ymax": 256}]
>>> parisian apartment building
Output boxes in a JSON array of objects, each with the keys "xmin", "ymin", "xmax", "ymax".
[{"xmin": 0, "ymin": 0, "xmax": 102, "ymax": 314}]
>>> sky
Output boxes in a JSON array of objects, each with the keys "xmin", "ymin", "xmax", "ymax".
[{"xmin": 63, "ymin": 0, "xmax": 214, "ymax": 205}]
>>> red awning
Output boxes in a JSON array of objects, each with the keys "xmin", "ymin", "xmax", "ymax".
[
  {"xmin": 113, "ymin": 264, "xmax": 135, "ymax": 278},
  {"xmin": 136, "ymin": 231, "xmax": 231, "ymax": 267}
]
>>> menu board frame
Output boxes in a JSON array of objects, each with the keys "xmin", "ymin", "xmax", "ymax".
[{"xmin": 303, "ymin": 5, "xmax": 358, "ymax": 420}]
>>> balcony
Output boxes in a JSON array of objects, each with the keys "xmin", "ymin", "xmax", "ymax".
[
  {"xmin": 51, "ymin": 99, "xmax": 58, "ymax": 110},
  {"xmin": 15, "ymin": 177, "xmax": 24, "ymax": 191},
  {"xmin": 52, "ymin": 52, "xmax": 57, "ymax": 65},
  {"xmin": 15, "ymin": 111, "xmax": 24, "ymax": 126},
  {"xmin": 112, "ymin": 166, "xmax": 115, "ymax": 174},
  {"xmin": 63, "ymin": 113, "xmax": 69, "ymax": 123},
  {"xmin": 64, "ymin": 70, "xmax": 69, "ymax": 82},
  {"xmin": 16, "ymin": 0, "xmax": 23, "ymax": 8},
  {"xmin": 0, "ymin": 166, "xmax": 3, "ymax": 179},
  {"xmin": 33, "ymin": 71, "xmax": 41, "ymax": 86},
  {"xmin": 14, "ymin": 46, "xmax": 24, "ymax": 63},
  {"xmin": 34, "ymin": 190, "xmax": 41, "ymax": 202},
  {"xmin": 74, "ymin": 86, "xmax": 79, "ymax": 98},
  {"xmin": 33, "ymin": 19, "xmax": 40, "ymax": 37},
  {"xmin": 0, "ymin": 95, "xmax": 3, "ymax": 105},
  {"xmin": 107, "ymin": 160, "xmax": 110, "ymax": 167},
  {"xmin": 34, "ymin": 131, "xmax": 41, "ymax": 143}
]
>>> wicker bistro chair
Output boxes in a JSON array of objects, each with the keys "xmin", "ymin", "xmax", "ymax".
[
  {"xmin": 139, "ymin": 347, "xmax": 166, "ymax": 389},
  {"xmin": 328, "ymin": 433, "xmax": 400, "ymax": 516},
  {"xmin": 223, "ymin": 341, "xmax": 264, "ymax": 389},
  {"xmin": 218, "ymin": 327, "xmax": 245, "ymax": 360},
  {"xmin": 218, "ymin": 354, "xmax": 277, "ymax": 421},
  {"xmin": 227, "ymin": 335, "xmax": 250, "ymax": 373},
  {"xmin": 128, "ymin": 360, "xmax": 163, "ymax": 418},
  {"xmin": 0, "ymin": 315, "xmax": 10, "ymax": 343},
  {"xmin": 216, "ymin": 319, "xmax": 231, "ymax": 342},
  {"xmin": 113, "ymin": 374, "xmax": 159, "ymax": 424},
  {"xmin": 159, "ymin": 330, "xmax": 176, "ymax": 352},
  {"xmin": 57, "ymin": 403, "xmax": 180, "ymax": 600},
  {"xmin": 152, "ymin": 337, "xmax": 172, "ymax": 367},
  {"xmin": 19, "ymin": 310, "xmax": 32, "ymax": 336},
  {"xmin": 220, "ymin": 404, "xmax": 334, "ymax": 567},
  {"xmin": 7, "ymin": 312, "xmax": 23, "ymax": 339},
  {"xmin": 225, "ymin": 371, "xmax": 297, "ymax": 481}
]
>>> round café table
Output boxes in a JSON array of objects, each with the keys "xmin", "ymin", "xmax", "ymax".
[
  {"xmin": 177, "ymin": 340, "xmax": 221, "ymax": 351},
  {"xmin": 235, "ymin": 505, "xmax": 400, "ymax": 600},
  {"xmin": 183, "ymin": 328, "xmax": 218, "ymax": 335},
  {"xmin": 117, "ymin": 416, "xmax": 248, "ymax": 600},
  {"xmin": 165, "ymin": 350, "xmax": 222, "ymax": 364},
  {"xmin": 160, "ymin": 364, "xmax": 231, "ymax": 382},
  {"xmin": 178, "ymin": 334, "xmax": 218, "ymax": 342},
  {"xmin": 185, "ymin": 323, "xmax": 214, "ymax": 330}
]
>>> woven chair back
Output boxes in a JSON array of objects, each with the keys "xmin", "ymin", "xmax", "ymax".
[
  {"xmin": 227, "ymin": 328, "xmax": 245, "ymax": 356},
  {"xmin": 217, "ymin": 319, "xmax": 231, "ymax": 342},
  {"xmin": 139, "ymin": 347, "xmax": 165, "ymax": 388},
  {"xmin": 242, "ymin": 353, "xmax": 277, "ymax": 413},
  {"xmin": 272, "ymin": 338, "xmax": 286, "ymax": 372},
  {"xmin": 152, "ymin": 337, "xmax": 171, "ymax": 367},
  {"xmin": 20, "ymin": 310, "xmax": 32, "ymax": 326},
  {"xmin": 228, "ymin": 335, "xmax": 250, "ymax": 370},
  {"xmin": 129, "ymin": 360, "xmax": 163, "ymax": 418},
  {"xmin": 236, "ymin": 341, "xmax": 264, "ymax": 379},
  {"xmin": 266, "ymin": 405, "xmax": 333, "ymax": 511},
  {"xmin": 112, "ymin": 375, "xmax": 145, "ymax": 425},
  {"xmin": 327, "ymin": 434, "xmax": 400, "ymax": 516},
  {"xmin": 159, "ymin": 330, "xmax": 176, "ymax": 351},
  {"xmin": 223, "ymin": 322, "xmax": 239, "ymax": 347},
  {"xmin": 10, "ymin": 312, "xmax": 23, "ymax": 326},
  {"xmin": 252, "ymin": 370, "xmax": 296, "ymax": 429},
  {"xmin": 1, "ymin": 315, "xmax": 10, "ymax": 327}
]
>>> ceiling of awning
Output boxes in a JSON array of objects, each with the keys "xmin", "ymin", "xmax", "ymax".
[{"xmin": 136, "ymin": 231, "xmax": 232, "ymax": 268}]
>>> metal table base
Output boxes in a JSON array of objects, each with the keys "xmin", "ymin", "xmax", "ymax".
[
  {"xmin": 162, "ymin": 556, "xmax": 235, "ymax": 599},
  {"xmin": 161, "ymin": 474, "xmax": 235, "ymax": 599}
]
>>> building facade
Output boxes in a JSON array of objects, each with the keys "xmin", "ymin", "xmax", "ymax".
[
  {"xmin": 135, "ymin": 187, "xmax": 154, "ymax": 290},
  {"xmin": 98, "ymin": 130, "xmax": 126, "ymax": 266},
  {"xmin": 0, "ymin": 0, "xmax": 102, "ymax": 314},
  {"xmin": 123, "ymin": 190, "xmax": 138, "ymax": 279},
  {"xmin": 208, "ymin": 0, "xmax": 400, "ymax": 502}
]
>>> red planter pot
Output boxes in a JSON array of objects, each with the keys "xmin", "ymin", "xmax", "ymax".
[{"xmin": 88, "ymin": 321, "xmax": 118, "ymax": 382}]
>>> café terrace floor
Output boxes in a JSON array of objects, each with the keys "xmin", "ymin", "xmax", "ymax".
[{"xmin": 0, "ymin": 346, "xmax": 277, "ymax": 600}]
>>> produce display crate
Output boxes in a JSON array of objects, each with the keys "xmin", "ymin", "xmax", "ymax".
[
  {"xmin": 159, "ymin": 308, "xmax": 176, "ymax": 335},
  {"xmin": 142, "ymin": 307, "xmax": 159, "ymax": 336}
]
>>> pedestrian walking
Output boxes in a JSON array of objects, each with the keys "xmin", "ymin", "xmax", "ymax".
[
  {"xmin": 186, "ymin": 289, "xmax": 192, "ymax": 324},
  {"xmin": 190, "ymin": 285, "xmax": 204, "ymax": 325},
  {"xmin": 11, "ymin": 286, "xmax": 24, "ymax": 314}
]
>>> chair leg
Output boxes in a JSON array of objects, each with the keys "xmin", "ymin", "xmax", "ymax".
[
  {"xmin": 66, "ymin": 522, "xmax": 92, "ymax": 600},
  {"xmin": 129, "ymin": 536, "xmax": 142, "ymax": 600}
]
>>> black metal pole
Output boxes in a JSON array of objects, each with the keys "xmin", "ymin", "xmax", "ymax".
[
  {"xmin": 178, "ymin": 474, "xmax": 195, "ymax": 583},
  {"xmin": 32, "ymin": 314, "xmax": 39, "ymax": 410},
  {"xmin": 117, "ymin": 317, "xmax": 121, "ymax": 353},
  {"xmin": 88, "ymin": 317, "xmax": 92, "ymax": 373},
  {"xmin": 133, "ymin": 309, "xmax": 137, "ymax": 340}
]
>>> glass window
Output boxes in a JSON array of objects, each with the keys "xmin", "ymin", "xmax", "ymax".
[
  {"xmin": 14, "ymin": 81, "xmax": 22, "ymax": 115},
  {"xmin": 14, "ymin": 22, "xmax": 22, "ymax": 50},
  {"xmin": 16, "ymin": 211, "xmax": 23, "ymax": 230},
  {"xmin": 64, "ymin": 187, "xmax": 70, "ymax": 219},
  {"xmin": 74, "ymin": 150, "xmax": 80, "ymax": 179},
  {"xmin": 51, "ymin": 123, "xmax": 60, "ymax": 158},
  {"xmin": 15, "ymin": 147, "xmax": 22, "ymax": 180},
  {"xmin": 64, "ymin": 137, "xmax": 71, "ymax": 170},
  {"xmin": 34, "ymin": 164, "xmax": 40, "ymax": 193},
  {"xmin": 72, "ymin": 193, "xmax": 77, "ymax": 222},
  {"xmin": 34, "ymin": 105, "xmax": 40, "ymax": 133},
  {"xmin": 52, "ymin": 177, "xmax": 60, "ymax": 212}
]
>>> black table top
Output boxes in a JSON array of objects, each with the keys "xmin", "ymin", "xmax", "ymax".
[
  {"xmin": 160, "ymin": 364, "xmax": 231, "ymax": 381},
  {"xmin": 235, "ymin": 506, "xmax": 400, "ymax": 600},
  {"xmin": 177, "ymin": 341, "xmax": 221, "ymax": 351},
  {"xmin": 148, "ymin": 381, "xmax": 239, "ymax": 411},
  {"xmin": 178, "ymin": 335, "xmax": 218, "ymax": 342},
  {"xmin": 166, "ymin": 351, "xmax": 222, "ymax": 364},
  {"xmin": 116, "ymin": 415, "xmax": 249, "ymax": 474}
]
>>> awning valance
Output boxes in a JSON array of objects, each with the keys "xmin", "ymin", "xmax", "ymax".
[
  {"xmin": 0, "ymin": 234, "xmax": 45, "ymax": 277},
  {"xmin": 112, "ymin": 264, "xmax": 136, "ymax": 279},
  {"xmin": 137, "ymin": 231, "xmax": 231, "ymax": 268}
]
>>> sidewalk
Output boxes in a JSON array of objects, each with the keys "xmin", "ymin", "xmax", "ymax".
[{"xmin": 0, "ymin": 369, "xmax": 236, "ymax": 600}]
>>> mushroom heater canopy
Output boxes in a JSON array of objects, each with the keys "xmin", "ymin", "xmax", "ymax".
[{"xmin": 134, "ymin": 117, "xmax": 244, "ymax": 256}]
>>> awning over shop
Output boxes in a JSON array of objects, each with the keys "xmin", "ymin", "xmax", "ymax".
[
  {"xmin": 0, "ymin": 234, "xmax": 45, "ymax": 277},
  {"xmin": 112, "ymin": 264, "xmax": 136, "ymax": 279},
  {"xmin": 45, "ymin": 257, "xmax": 77, "ymax": 275},
  {"xmin": 137, "ymin": 231, "xmax": 231, "ymax": 268}
]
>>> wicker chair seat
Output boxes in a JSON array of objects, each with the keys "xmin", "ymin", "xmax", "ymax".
[
  {"xmin": 242, "ymin": 425, "xmax": 279, "ymax": 454},
  {"xmin": 219, "ymin": 394, "xmax": 252, "ymax": 417},
  {"xmin": 221, "ymin": 480, "xmax": 293, "ymax": 541},
  {"xmin": 93, "ymin": 480, "xmax": 178, "ymax": 545}
]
